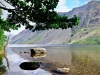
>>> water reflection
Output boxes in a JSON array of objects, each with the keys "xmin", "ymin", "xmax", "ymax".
[
  {"xmin": 9, "ymin": 45, "xmax": 100, "ymax": 75},
  {"xmin": 0, "ymin": 54, "xmax": 7, "ymax": 74},
  {"xmin": 19, "ymin": 48, "xmax": 50, "ymax": 72},
  {"xmin": 0, "ymin": 55, "xmax": 3, "ymax": 65},
  {"xmin": 3, "ymin": 48, "xmax": 52, "ymax": 75},
  {"xmin": 19, "ymin": 62, "xmax": 40, "ymax": 70},
  {"xmin": 19, "ymin": 48, "xmax": 47, "ymax": 58},
  {"xmin": 10, "ymin": 46, "xmax": 71, "ymax": 75}
]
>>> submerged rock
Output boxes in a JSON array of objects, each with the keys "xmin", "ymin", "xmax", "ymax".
[{"xmin": 19, "ymin": 62, "xmax": 40, "ymax": 70}]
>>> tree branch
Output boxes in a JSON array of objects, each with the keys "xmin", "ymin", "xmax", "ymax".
[
  {"xmin": 4, "ymin": 0, "xmax": 13, "ymax": 7},
  {"xmin": 0, "ymin": 6, "xmax": 15, "ymax": 11},
  {"xmin": 0, "ymin": 2, "xmax": 6, "ymax": 7}
]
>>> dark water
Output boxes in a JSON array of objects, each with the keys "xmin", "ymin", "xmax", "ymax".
[{"xmin": 0, "ymin": 44, "xmax": 100, "ymax": 75}]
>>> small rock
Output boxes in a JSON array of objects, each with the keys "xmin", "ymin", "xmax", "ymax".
[
  {"xmin": 57, "ymin": 67, "xmax": 70, "ymax": 73},
  {"xmin": 20, "ymin": 52, "xmax": 22, "ymax": 53}
]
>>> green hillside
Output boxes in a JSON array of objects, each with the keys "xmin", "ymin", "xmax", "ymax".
[{"xmin": 67, "ymin": 26, "xmax": 100, "ymax": 44}]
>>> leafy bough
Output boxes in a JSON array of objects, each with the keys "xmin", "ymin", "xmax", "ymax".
[{"xmin": 0, "ymin": 0, "xmax": 80, "ymax": 32}]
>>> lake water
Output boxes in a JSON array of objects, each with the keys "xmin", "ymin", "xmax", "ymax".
[{"xmin": 0, "ymin": 44, "xmax": 100, "ymax": 75}]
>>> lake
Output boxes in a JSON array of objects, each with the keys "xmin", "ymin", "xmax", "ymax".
[{"xmin": 0, "ymin": 44, "xmax": 100, "ymax": 75}]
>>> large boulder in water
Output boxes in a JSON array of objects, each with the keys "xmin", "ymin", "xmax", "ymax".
[{"xmin": 30, "ymin": 48, "xmax": 47, "ymax": 58}]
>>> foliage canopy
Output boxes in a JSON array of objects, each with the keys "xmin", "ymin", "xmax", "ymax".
[
  {"xmin": 0, "ymin": 9, "xmax": 7, "ymax": 50},
  {"xmin": 0, "ymin": 0, "xmax": 80, "ymax": 32}
]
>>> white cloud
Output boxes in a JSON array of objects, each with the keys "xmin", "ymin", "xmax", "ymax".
[
  {"xmin": 55, "ymin": 6, "xmax": 71, "ymax": 12},
  {"xmin": 55, "ymin": 0, "xmax": 71, "ymax": 12},
  {"xmin": 57, "ymin": 0, "xmax": 67, "ymax": 6},
  {"xmin": 30, "ymin": 68, "xmax": 52, "ymax": 75}
]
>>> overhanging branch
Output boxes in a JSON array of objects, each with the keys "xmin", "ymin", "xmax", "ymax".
[
  {"xmin": 0, "ymin": 6, "xmax": 15, "ymax": 11},
  {"xmin": 4, "ymin": 0, "xmax": 13, "ymax": 7},
  {"xmin": 0, "ymin": 2, "xmax": 6, "ymax": 7}
]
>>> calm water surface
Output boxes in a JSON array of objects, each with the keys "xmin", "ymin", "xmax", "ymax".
[{"xmin": 0, "ymin": 44, "xmax": 100, "ymax": 75}]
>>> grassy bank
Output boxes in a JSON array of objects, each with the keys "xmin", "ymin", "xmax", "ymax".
[
  {"xmin": 68, "ymin": 26, "xmax": 100, "ymax": 44},
  {"xmin": 74, "ymin": 36, "xmax": 100, "ymax": 44},
  {"xmin": 26, "ymin": 35, "xmax": 41, "ymax": 44}
]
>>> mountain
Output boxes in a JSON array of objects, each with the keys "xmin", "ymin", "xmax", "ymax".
[
  {"xmin": 66, "ymin": 1, "xmax": 100, "ymax": 44},
  {"xmin": 10, "ymin": 28, "xmax": 71, "ymax": 44},
  {"xmin": 5, "ymin": 34, "xmax": 15, "ymax": 39},
  {"xmin": 10, "ymin": 1, "xmax": 100, "ymax": 44}
]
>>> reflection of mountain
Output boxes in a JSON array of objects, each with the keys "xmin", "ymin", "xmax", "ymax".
[{"xmin": 10, "ymin": 1, "xmax": 100, "ymax": 44}]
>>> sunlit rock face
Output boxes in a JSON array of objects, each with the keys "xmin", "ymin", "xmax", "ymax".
[
  {"xmin": 30, "ymin": 48, "xmax": 47, "ymax": 58},
  {"xmin": 10, "ymin": 29, "xmax": 71, "ymax": 44}
]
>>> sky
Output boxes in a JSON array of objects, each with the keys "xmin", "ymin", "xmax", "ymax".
[
  {"xmin": 1, "ymin": 0, "xmax": 93, "ymax": 35},
  {"xmin": 55, "ymin": 0, "xmax": 92, "ymax": 12}
]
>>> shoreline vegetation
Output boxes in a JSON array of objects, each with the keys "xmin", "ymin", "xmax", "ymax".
[
  {"xmin": 0, "ymin": 34, "xmax": 10, "ymax": 70},
  {"xmin": 0, "ymin": 50, "xmax": 4, "ymax": 55}
]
